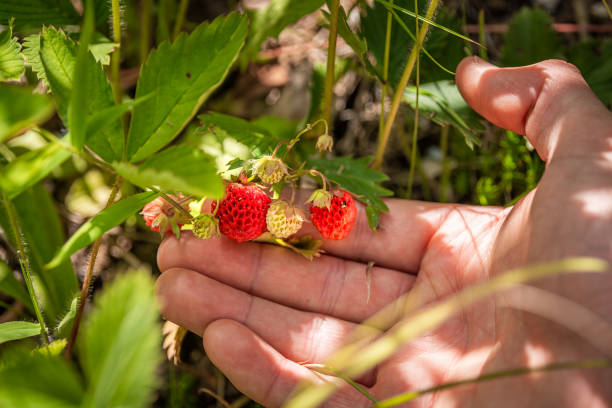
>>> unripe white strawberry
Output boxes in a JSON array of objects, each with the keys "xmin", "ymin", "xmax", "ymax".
[
  {"xmin": 253, "ymin": 155, "xmax": 287, "ymax": 185},
  {"xmin": 191, "ymin": 213, "xmax": 219, "ymax": 240},
  {"xmin": 266, "ymin": 200, "xmax": 304, "ymax": 238}
]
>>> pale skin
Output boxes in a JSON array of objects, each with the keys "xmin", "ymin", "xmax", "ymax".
[{"xmin": 156, "ymin": 57, "xmax": 612, "ymax": 407}]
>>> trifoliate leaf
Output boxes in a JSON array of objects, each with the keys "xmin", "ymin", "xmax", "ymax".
[
  {"xmin": 79, "ymin": 271, "xmax": 161, "ymax": 408},
  {"xmin": 126, "ymin": 13, "xmax": 248, "ymax": 162}
]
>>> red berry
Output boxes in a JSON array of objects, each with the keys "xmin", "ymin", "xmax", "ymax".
[
  {"xmin": 309, "ymin": 190, "xmax": 357, "ymax": 240},
  {"xmin": 212, "ymin": 182, "xmax": 271, "ymax": 242}
]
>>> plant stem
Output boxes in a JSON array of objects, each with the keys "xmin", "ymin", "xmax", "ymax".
[
  {"xmin": 603, "ymin": 0, "xmax": 612, "ymax": 21},
  {"xmin": 323, "ymin": 0, "xmax": 340, "ymax": 130},
  {"xmin": 64, "ymin": 176, "xmax": 123, "ymax": 359},
  {"xmin": 406, "ymin": 0, "xmax": 420, "ymax": 198},
  {"xmin": 378, "ymin": 0, "xmax": 393, "ymax": 140},
  {"xmin": 372, "ymin": 0, "xmax": 441, "ymax": 170},
  {"xmin": 374, "ymin": 359, "xmax": 612, "ymax": 407},
  {"xmin": 478, "ymin": 9, "xmax": 487, "ymax": 60},
  {"xmin": 110, "ymin": 0, "xmax": 122, "ymax": 105},
  {"xmin": 439, "ymin": 125, "xmax": 450, "ymax": 202},
  {"xmin": 172, "ymin": 0, "xmax": 190, "ymax": 41},
  {"xmin": 139, "ymin": 0, "xmax": 152, "ymax": 65},
  {"xmin": 3, "ymin": 195, "xmax": 49, "ymax": 344},
  {"xmin": 159, "ymin": 191, "xmax": 193, "ymax": 220}
]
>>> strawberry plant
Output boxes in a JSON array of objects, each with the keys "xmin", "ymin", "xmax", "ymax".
[{"xmin": 0, "ymin": 0, "xmax": 610, "ymax": 406}]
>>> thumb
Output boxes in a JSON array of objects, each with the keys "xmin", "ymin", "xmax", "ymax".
[{"xmin": 456, "ymin": 56, "xmax": 612, "ymax": 162}]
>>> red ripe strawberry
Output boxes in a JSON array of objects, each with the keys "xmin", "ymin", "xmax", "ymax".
[
  {"xmin": 309, "ymin": 190, "xmax": 357, "ymax": 240},
  {"xmin": 212, "ymin": 182, "xmax": 271, "ymax": 242}
]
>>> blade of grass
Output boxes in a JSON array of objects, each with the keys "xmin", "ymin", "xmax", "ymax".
[
  {"xmin": 323, "ymin": 0, "xmax": 340, "ymax": 130},
  {"xmin": 285, "ymin": 257, "xmax": 609, "ymax": 408},
  {"xmin": 172, "ymin": 0, "xmax": 190, "ymax": 41},
  {"xmin": 378, "ymin": 0, "xmax": 393, "ymax": 141},
  {"xmin": 376, "ymin": 359, "xmax": 612, "ymax": 407},
  {"xmin": 372, "ymin": 0, "xmax": 441, "ymax": 170},
  {"xmin": 304, "ymin": 364, "xmax": 379, "ymax": 404},
  {"xmin": 406, "ymin": 0, "xmax": 420, "ymax": 198},
  {"xmin": 387, "ymin": 7, "xmax": 454, "ymax": 76},
  {"xmin": 603, "ymin": 0, "xmax": 612, "ymax": 20},
  {"xmin": 375, "ymin": 0, "xmax": 483, "ymax": 47},
  {"xmin": 2, "ymin": 193, "xmax": 49, "ymax": 344}
]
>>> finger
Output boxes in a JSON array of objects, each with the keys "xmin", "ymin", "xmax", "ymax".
[
  {"xmin": 158, "ymin": 233, "xmax": 416, "ymax": 322},
  {"xmin": 157, "ymin": 268, "xmax": 381, "ymax": 369},
  {"xmin": 203, "ymin": 319, "xmax": 373, "ymax": 408},
  {"xmin": 293, "ymin": 194, "xmax": 449, "ymax": 271},
  {"xmin": 456, "ymin": 57, "xmax": 612, "ymax": 161}
]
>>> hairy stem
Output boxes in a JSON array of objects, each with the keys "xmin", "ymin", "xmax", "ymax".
[
  {"xmin": 3, "ymin": 194, "xmax": 49, "ymax": 344},
  {"xmin": 375, "ymin": 359, "xmax": 612, "ymax": 407},
  {"xmin": 372, "ymin": 0, "xmax": 441, "ymax": 170},
  {"xmin": 110, "ymin": 0, "xmax": 122, "ymax": 105},
  {"xmin": 406, "ymin": 0, "xmax": 420, "ymax": 198},
  {"xmin": 378, "ymin": 0, "xmax": 394, "ymax": 140},
  {"xmin": 65, "ymin": 176, "xmax": 123, "ymax": 359},
  {"xmin": 172, "ymin": 0, "xmax": 190, "ymax": 41},
  {"xmin": 323, "ymin": 0, "xmax": 340, "ymax": 129}
]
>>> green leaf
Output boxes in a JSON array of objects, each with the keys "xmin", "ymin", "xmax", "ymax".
[
  {"xmin": 0, "ymin": 259, "xmax": 33, "ymax": 311},
  {"xmin": 115, "ymin": 146, "xmax": 223, "ymax": 198},
  {"xmin": 0, "ymin": 142, "xmax": 71, "ymax": 199},
  {"xmin": 79, "ymin": 271, "xmax": 161, "ymax": 408},
  {"xmin": 240, "ymin": 0, "xmax": 325, "ymax": 68},
  {"xmin": 0, "ymin": 19, "xmax": 24, "ymax": 81},
  {"xmin": 307, "ymin": 156, "xmax": 393, "ymax": 229},
  {"xmin": 568, "ymin": 39, "xmax": 612, "ymax": 107},
  {"xmin": 0, "ymin": 184, "xmax": 78, "ymax": 326},
  {"xmin": 0, "ymin": 0, "xmax": 79, "ymax": 29},
  {"xmin": 22, "ymin": 34, "xmax": 47, "ymax": 86},
  {"xmin": 500, "ymin": 7, "xmax": 562, "ymax": 67},
  {"xmin": 126, "ymin": 13, "xmax": 248, "ymax": 162},
  {"xmin": 0, "ymin": 84, "xmax": 54, "ymax": 142},
  {"xmin": 199, "ymin": 112, "xmax": 297, "ymax": 157},
  {"xmin": 0, "ymin": 321, "xmax": 40, "ymax": 344},
  {"xmin": 403, "ymin": 80, "xmax": 483, "ymax": 148},
  {"xmin": 68, "ymin": 0, "xmax": 96, "ymax": 151},
  {"xmin": 46, "ymin": 191, "xmax": 160, "ymax": 270},
  {"xmin": 88, "ymin": 33, "xmax": 117, "ymax": 66},
  {"xmin": 0, "ymin": 351, "xmax": 83, "ymax": 408},
  {"xmin": 26, "ymin": 27, "xmax": 122, "ymax": 162}
]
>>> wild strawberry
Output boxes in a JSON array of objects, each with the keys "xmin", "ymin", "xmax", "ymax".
[
  {"xmin": 212, "ymin": 182, "xmax": 271, "ymax": 242},
  {"xmin": 309, "ymin": 190, "xmax": 357, "ymax": 240},
  {"xmin": 252, "ymin": 155, "xmax": 287, "ymax": 185},
  {"xmin": 266, "ymin": 200, "xmax": 305, "ymax": 238},
  {"xmin": 141, "ymin": 195, "xmax": 190, "ymax": 237}
]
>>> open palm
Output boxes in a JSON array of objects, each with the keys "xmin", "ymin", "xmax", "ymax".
[{"xmin": 157, "ymin": 58, "xmax": 612, "ymax": 407}]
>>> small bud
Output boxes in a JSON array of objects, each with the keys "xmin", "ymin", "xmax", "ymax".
[
  {"xmin": 316, "ymin": 133, "xmax": 333, "ymax": 152},
  {"xmin": 253, "ymin": 155, "xmax": 287, "ymax": 185},
  {"xmin": 306, "ymin": 189, "xmax": 333, "ymax": 210},
  {"xmin": 191, "ymin": 213, "xmax": 219, "ymax": 240}
]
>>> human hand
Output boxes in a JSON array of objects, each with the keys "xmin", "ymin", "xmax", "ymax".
[{"xmin": 156, "ymin": 57, "xmax": 612, "ymax": 407}]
